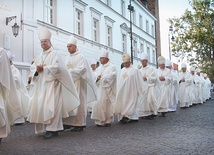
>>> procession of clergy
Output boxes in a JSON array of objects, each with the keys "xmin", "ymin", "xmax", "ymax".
[{"xmin": 0, "ymin": 27, "xmax": 212, "ymax": 142}]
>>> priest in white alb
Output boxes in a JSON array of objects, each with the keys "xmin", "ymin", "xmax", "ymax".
[
  {"xmin": 204, "ymin": 74, "xmax": 211, "ymax": 100},
  {"xmin": 190, "ymin": 66, "xmax": 198, "ymax": 105},
  {"xmin": 202, "ymin": 73, "xmax": 208, "ymax": 102},
  {"xmin": 178, "ymin": 63, "xmax": 193, "ymax": 108},
  {"xmin": 87, "ymin": 58, "xmax": 98, "ymax": 113},
  {"xmin": 137, "ymin": 52, "xmax": 158, "ymax": 119},
  {"xmin": 7, "ymin": 51, "xmax": 29, "ymax": 125},
  {"xmin": 165, "ymin": 59, "xmax": 178, "ymax": 112},
  {"xmin": 63, "ymin": 36, "xmax": 97, "ymax": 131},
  {"xmin": 114, "ymin": 53, "xmax": 145, "ymax": 123},
  {"xmin": 195, "ymin": 68, "xmax": 203, "ymax": 104},
  {"xmin": 155, "ymin": 56, "xmax": 172, "ymax": 117},
  {"xmin": 91, "ymin": 51, "xmax": 117, "ymax": 127},
  {"xmin": 27, "ymin": 27, "xmax": 80, "ymax": 139},
  {"xmin": 0, "ymin": 47, "xmax": 23, "ymax": 143}
]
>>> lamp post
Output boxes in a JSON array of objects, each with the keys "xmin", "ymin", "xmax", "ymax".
[
  {"xmin": 128, "ymin": 0, "xmax": 134, "ymax": 64},
  {"xmin": 168, "ymin": 25, "xmax": 174, "ymax": 60}
]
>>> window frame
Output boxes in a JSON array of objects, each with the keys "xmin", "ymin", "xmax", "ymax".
[
  {"xmin": 44, "ymin": 0, "xmax": 54, "ymax": 24},
  {"xmin": 75, "ymin": 9, "xmax": 84, "ymax": 36},
  {"xmin": 122, "ymin": 33, "xmax": 127, "ymax": 52}
]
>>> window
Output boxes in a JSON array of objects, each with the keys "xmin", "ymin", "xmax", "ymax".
[
  {"xmin": 146, "ymin": 20, "xmax": 149, "ymax": 33},
  {"xmin": 152, "ymin": 49, "xmax": 156, "ymax": 64},
  {"xmin": 73, "ymin": 0, "xmax": 87, "ymax": 35},
  {"xmin": 122, "ymin": 34, "xmax": 127, "ymax": 52},
  {"xmin": 140, "ymin": 43, "xmax": 144, "ymax": 53},
  {"xmin": 104, "ymin": 16, "xmax": 115, "ymax": 48},
  {"xmin": 93, "ymin": 18, "xmax": 99, "ymax": 42},
  {"xmin": 139, "ymin": 15, "xmax": 142, "ymax": 29},
  {"xmin": 121, "ymin": 0, "xmax": 125, "ymax": 17},
  {"xmin": 107, "ymin": 26, "xmax": 112, "ymax": 47},
  {"xmin": 147, "ymin": 46, "xmax": 150, "ymax": 62},
  {"xmin": 151, "ymin": 25, "xmax": 155, "ymax": 37},
  {"xmin": 75, "ymin": 9, "xmax": 83, "ymax": 36},
  {"xmin": 90, "ymin": 7, "xmax": 102, "ymax": 43},
  {"xmin": 133, "ymin": 11, "xmax": 136, "ymax": 24},
  {"xmin": 45, "ymin": 0, "xmax": 54, "ymax": 24}
]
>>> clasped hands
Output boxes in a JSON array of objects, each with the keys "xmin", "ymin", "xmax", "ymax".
[
  {"xmin": 143, "ymin": 76, "xmax": 147, "ymax": 81},
  {"xmin": 36, "ymin": 65, "xmax": 44, "ymax": 72},
  {"xmin": 180, "ymin": 78, "xmax": 185, "ymax": 82},
  {"xmin": 159, "ymin": 76, "xmax": 165, "ymax": 81}
]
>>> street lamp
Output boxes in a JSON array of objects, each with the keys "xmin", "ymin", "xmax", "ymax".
[
  {"xmin": 168, "ymin": 25, "xmax": 174, "ymax": 60},
  {"xmin": 128, "ymin": 0, "xmax": 134, "ymax": 64},
  {"xmin": 6, "ymin": 16, "xmax": 20, "ymax": 37}
]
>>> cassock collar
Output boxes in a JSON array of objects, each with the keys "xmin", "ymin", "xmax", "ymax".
[
  {"xmin": 159, "ymin": 67, "xmax": 165, "ymax": 71},
  {"xmin": 69, "ymin": 51, "xmax": 79, "ymax": 56},
  {"xmin": 125, "ymin": 64, "xmax": 133, "ymax": 69},
  {"xmin": 182, "ymin": 71, "xmax": 187, "ymax": 74},
  {"xmin": 103, "ymin": 61, "xmax": 110, "ymax": 67},
  {"xmin": 43, "ymin": 47, "xmax": 53, "ymax": 55},
  {"xmin": 143, "ymin": 65, "xmax": 149, "ymax": 69}
]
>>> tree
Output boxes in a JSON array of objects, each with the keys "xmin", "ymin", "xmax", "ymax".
[{"xmin": 168, "ymin": 0, "xmax": 214, "ymax": 82}]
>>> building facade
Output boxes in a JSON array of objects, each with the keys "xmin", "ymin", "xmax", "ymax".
[{"xmin": 0, "ymin": 0, "xmax": 159, "ymax": 83}]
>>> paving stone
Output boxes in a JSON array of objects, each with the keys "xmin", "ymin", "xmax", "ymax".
[{"xmin": 0, "ymin": 93, "xmax": 214, "ymax": 155}]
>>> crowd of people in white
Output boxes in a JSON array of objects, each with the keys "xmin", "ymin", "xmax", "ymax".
[{"xmin": 0, "ymin": 27, "xmax": 212, "ymax": 141}]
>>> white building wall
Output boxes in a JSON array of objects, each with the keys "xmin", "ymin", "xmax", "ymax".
[{"xmin": 0, "ymin": 0, "xmax": 157, "ymax": 83}]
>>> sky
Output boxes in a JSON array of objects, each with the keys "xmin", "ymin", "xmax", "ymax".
[{"xmin": 159, "ymin": 0, "xmax": 192, "ymax": 65}]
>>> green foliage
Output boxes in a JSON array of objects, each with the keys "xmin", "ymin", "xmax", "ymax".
[{"xmin": 168, "ymin": 0, "xmax": 214, "ymax": 80}]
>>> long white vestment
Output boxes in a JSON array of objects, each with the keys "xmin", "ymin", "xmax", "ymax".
[
  {"xmin": 63, "ymin": 52, "xmax": 97, "ymax": 127},
  {"xmin": 87, "ymin": 69, "xmax": 97, "ymax": 113},
  {"xmin": 0, "ymin": 48, "xmax": 23, "ymax": 138},
  {"xmin": 178, "ymin": 71, "xmax": 192, "ymax": 108},
  {"xmin": 156, "ymin": 67, "xmax": 172, "ymax": 112},
  {"xmin": 27, "ymin": 47, "xmax": 80, "ymax": 134},
  {"xmin": 190, "ymin": 73, "xmax": 198, "ymax": 104},
  {"xmin": 202, "ymin": 76, "xmax": 207, "ymax": 102},
  {"xmin": 11, "ymin": 65, "xmax": 30, "ymax": 123},
  {"xmin": 137, "ymin": 65, "xmax": 158, "ymax": 117},
  {"xmin": 114, "ymin": 65, "xmax": 145, "ymax": 121},
  {"xmin": 195, "ymin": 74, "xmax": 203, "ymax": 104},
  {"xmin": 205, "ymin": 78, "xmax": 211, "ymax": 99},
  {"xmin": 91, "ymin": 61, "xmax": 117, "ymax": 125},
  {"xmin": 168, "ymin": 70, "xmax": 178, "ymax": 112}
]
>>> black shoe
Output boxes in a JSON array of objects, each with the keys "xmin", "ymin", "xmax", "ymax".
[
  {"xmin": 96, "ymin": 124, "xmax": 105, "ymax": 127},
  {"xmin": 63, "ymin": 125, "xmax": 72, "ymax": 130},
  {"xmin": 130, "ymin": 119, "xmax": 139, "ymax": 123},
  {"xmin": 161, "ymin": 112, "xmax": 167, "ymax": 117},
  {"xmin": 70, "ymin": 127, "xmax": 83, "ymax": 132},
  {"xmin": 14, "ymin": 123, "xmax": 24, "ymax": 126},
  {"xmin": 120, "ymin": 117, "xmax": 131, "ymax": 124},
  {"xmin": 43, "ymin": 131, "xmax": 58, "ymax": 139},
  {"xmin": 144, "ymin": 115, "xmax": 154, "ymax": 120},
  {"xmin": 0, "ymin": 138, "xmax": 2, "ymax": 144},
  {"xmin": 96, "ymin": 124, "xmax": 111, "ymax": 127},
  {"xmin": 151, "ymin": 114, "xmax": 157, "ymax": 118},
  {"xmin": 105, "ymin": 123, "xmax": 111, "ymax": 127}
]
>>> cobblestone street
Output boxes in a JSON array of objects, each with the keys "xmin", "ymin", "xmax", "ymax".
[{"xmin": 0, "ymin": 93, "xmax": 214, "ymax": 155}]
